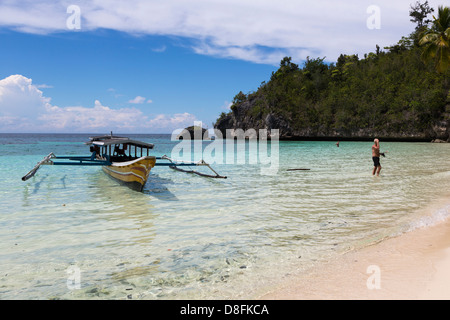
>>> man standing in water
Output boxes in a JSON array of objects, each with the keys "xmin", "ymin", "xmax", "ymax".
[{"xmin": 372, "ymin": 138, "xmax": 382, "ymax": 176}]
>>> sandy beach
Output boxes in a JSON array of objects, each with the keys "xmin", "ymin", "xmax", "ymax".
[{"xmin": 259, "ymin": 204, "xmax": 450, "ymax": 300}]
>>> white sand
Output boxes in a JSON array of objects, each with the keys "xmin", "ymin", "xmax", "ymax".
[{"xmin": 258, "ymin": 217, "xmax": 450, "ymax": 300}]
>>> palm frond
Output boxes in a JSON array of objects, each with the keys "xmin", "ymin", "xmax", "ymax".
[
  {"xmin": 436, "ymin": 6, "xmax": 450, "ymax": 31},
  {"xmin": 420, "ymin": 6, "xmax": 450, "ymax": 73},
  {"xmin": 419, "ymin": 32, "xmax": 438, "ymax": 45}
]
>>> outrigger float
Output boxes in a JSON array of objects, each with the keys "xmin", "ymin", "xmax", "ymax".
[{"xmin": 22, "ymin": 133, "xmax": 226, "ymax": 192}]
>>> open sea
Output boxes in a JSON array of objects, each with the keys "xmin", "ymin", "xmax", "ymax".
[{"xmin": 1, "ymin": 133, "xmax": 450, "ymax": 300}]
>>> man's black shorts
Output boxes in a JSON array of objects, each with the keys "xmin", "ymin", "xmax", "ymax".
[{"xmin": 372, "ymin": 156, "xmax": 380, "ymax": 167}]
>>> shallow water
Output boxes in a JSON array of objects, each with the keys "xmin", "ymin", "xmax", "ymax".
[{"xmin": 0, "ymin": 134, "xmax": 449, "ymax": 299}]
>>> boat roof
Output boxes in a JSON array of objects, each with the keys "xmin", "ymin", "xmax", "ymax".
[{"xmin": 86, "ymin": 135, "xmax": 154, "ymax": 149}]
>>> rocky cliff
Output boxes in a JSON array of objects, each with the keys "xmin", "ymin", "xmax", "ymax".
[
  {"xmin": 215, "ymin": 100, "xmax": 450, "ymax": 141},
  {"xmin": 214, "ymin": 53, "xmax": 450, "ymax": 142}
]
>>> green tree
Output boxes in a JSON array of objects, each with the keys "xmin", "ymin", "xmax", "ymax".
[
  {"xmin": 279, "ymin": 56, "xmax": 299, "ymax": 72},
  {"xmin": 232, "ymin": 91, "xmax": 247, "ymax": 104},
  {"xmin": 270, "ymin": 57, "xmax": 299, "ymax": 81},
  {"xmin": 409, "ymin": 1, "xmax": 434, "ymax": 31},
  {"xmin": 419, "ymin": 6, "xmax": 450, "ymax": 73}
]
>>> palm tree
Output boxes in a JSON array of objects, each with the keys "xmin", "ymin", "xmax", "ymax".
[{"xmin": 419, "ymin": 6, "xmax": 450, "ymax": 73}]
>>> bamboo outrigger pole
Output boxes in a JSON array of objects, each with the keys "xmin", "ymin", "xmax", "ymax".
[
  {"xmin": 21, "ymin": 153, "xmax": 55, "ymax": 181},
  {"xmin": 157, "ymin": 155, "xmax": 227, "ymax": 179}
]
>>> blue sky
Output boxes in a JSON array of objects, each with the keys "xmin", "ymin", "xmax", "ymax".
[
  {"xmin": 0, "ymin": 0, "xmax": 443, "ymax": 133},
  {"xmin": 0, "ymin": 30, "xmax": 275, "ymax": 133}
]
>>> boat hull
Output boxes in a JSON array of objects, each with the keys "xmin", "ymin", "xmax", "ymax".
[{"xmin": 102, "ymin": 156, "xmax": 156, "ymax": 191}]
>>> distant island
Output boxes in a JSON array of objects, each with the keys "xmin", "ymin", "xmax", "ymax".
[{"xmin": 214, "ymin": 3, "xmax": 450, "ymax": 142}]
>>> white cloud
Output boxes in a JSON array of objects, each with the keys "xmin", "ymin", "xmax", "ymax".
[
  {"xmin": 35, "ymin": 83, "xmax": 53, "ymax": 89},
  {"xmin": 0, "ymin": 75, "xmax": 197, "ymax": 133},
  {"xmin": 192, "ymin": 43, "xmax": 314, "ymax": 65},
  {"xmin": 147, "ymin": 112, "xmax": 197, "ymax": 131},
  {"xmin": 0, "ymin": 74, "xmax": 51, "ymax": 131},
  {"xmin": 152, "ymin": 45, "xmax": 167, "ymax": 53},
  {"xmin": 39, "ymin": 100, "xmax": 145, "ymax": 132},
  {"xmin": 128, "ymin": 96, "xmax": 153, "ymax": 104},
  {"xmin": 0, "ymin": 0, "xmax": 442, "ymax": 64},
  {"xmin": 220, "ymin": 100, "xmax": 232, "ymax": 111},
  {"xmin": 128, "ymin": 96, "xmax": 147, "ymax": 104},
  {"xmin": 0, "ymin": 74, "xmax": 51, "ymax": 115},
  {"xmin": 107, "ymin": 88, "xmax": 123, "ymax": 98}
]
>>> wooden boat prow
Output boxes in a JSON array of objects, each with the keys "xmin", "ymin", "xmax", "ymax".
[{"xmin": 102, "ymin": 156, "xmax": 156, "ymax": 191}]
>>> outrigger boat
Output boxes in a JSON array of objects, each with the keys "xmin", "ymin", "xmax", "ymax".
[{"xmin": 22, "ymin": 133, "xmax": 226, "ymax": 192}]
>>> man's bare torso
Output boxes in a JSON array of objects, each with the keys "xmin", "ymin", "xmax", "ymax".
[{"xmin": 372, "ymin": 144, "xmax": 380, "ymax": 157}]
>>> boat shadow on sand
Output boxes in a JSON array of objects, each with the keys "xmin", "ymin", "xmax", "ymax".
[
  {"xmin": 142, "ymin": 174, "xmax": 179, "ymax": 201},
  {"xmin": 91, "ymin": 169, "xmax": 179, "ymax": 201}
]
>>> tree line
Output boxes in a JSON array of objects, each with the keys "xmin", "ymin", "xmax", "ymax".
[{"xmin": 215, "ymin": 3, "xmax": 450, "ymax": 138}]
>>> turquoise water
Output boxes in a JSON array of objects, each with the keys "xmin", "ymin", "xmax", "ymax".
[{"xmin": 1, "ymin": 134, "xmax": 450, "ymax": 299}]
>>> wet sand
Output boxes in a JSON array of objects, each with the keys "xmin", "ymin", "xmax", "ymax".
[{"xmin": 259, "ymin": 217, "xmax": 450, "ymax": 300}]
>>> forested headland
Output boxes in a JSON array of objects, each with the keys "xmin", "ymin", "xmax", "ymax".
[{"xmin": 214, "ymin": 3, "xmax": 450, "ymax": 141}]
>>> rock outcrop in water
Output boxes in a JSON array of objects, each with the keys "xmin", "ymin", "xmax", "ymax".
[{"xmin": 177, "ymin": 125, "xmax": 209, "ymax": 140}]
